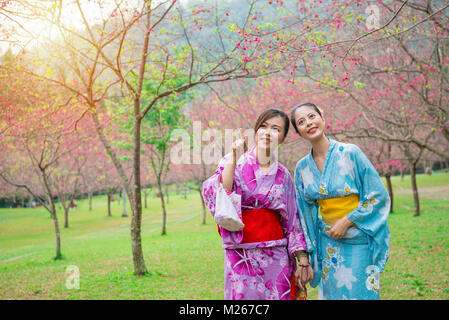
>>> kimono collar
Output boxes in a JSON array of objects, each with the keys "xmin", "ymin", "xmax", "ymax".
[
  {"xmin": 308, "ymin": 137, "xmax": 337, "ymax": 158},
  {"xmin": 246, "ymin": 145, "xmax": 279, "ymax": 177},
  {"xmin": 307, "ymin": 137, "xmax": 338, "ymax": 172}
]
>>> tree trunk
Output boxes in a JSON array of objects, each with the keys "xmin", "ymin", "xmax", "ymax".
[
  {"xmin": 164, "ymin": 185, "xmax": 169, "ymax": 204},
  {"xmin": 51, "ymin": 205, "xmax": 62, "ymax": 260},
  {"xmin": 385, "ymin": 174, "xmax": 394, "ymax": 213},
  {"xmin": 144, "ymin": 189, "xmax": 148, "ymax": 209},
  {"xmin": 92, "ymin": 109, "xmax": 146, "ymax": 274},
  {"xmin": 199, "ymin": 189, "xmax": 206, "ymax": 224},
  {"xmin": 91, "ymin": 110, "xmax": 134, "ymax": 207},
  {"xmin": 157, "ymin": 178, "xmax": 168, "ymax": 235},
  {"xmin": 107, "ymin": 193, "xmax": 112, "ymax": 217},
  {"xmin": 47, "ymin": 195, "xmax": 52, "ymax": 218},
  {"xmin": 64, "ymin": 206, "xmax": 69, "ymax": 228},
  {"xmin": 42, "ymin": 173, "xmax": 62, "ymax": 259},
  {"xmin": 122, "ymin": 187, "xmax": 128, "ymax": 217},
  {"xmin": 410, "ymin": 162, "xmax": 420, "ymax": 216},
  {"xmin": 88, "ymin": 191, "xmax": 93, "ymax": 211},
  {"xmin": 59, "ymin": 193, "xmax": 70, "ymax": 228},
  {"xmin": 130, "ymin": 109, "xmax": 147, "ymax": 276}
]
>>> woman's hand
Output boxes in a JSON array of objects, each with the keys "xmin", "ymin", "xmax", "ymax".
[
  {"xmin": 232, "ymin": 136, "xmax": 248, "ymax": 164},
  {"xmin": 295, "ymin": 255, "xmax": 314, "ymax": 290},
  {"xmin": 222, "ymin": 135, "xmax": 248, "ymax": 192},
  {"xmin": 329, "ymin": 216, "xmax": 355, "ymax": 239}
]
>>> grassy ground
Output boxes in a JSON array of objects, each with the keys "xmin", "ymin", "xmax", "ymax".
[{"xmin": 0, "ymin": 172, "xmax": 448, "ymax": 300}]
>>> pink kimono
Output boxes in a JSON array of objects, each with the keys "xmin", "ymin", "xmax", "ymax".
[{"xmin": 202, "ymin": 147, "xmax": 307, "ymax": 300}]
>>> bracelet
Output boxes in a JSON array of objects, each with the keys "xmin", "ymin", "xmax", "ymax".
[{"xmin": 298, "ymin": 264, "xmax": 310, "ymax": 268}]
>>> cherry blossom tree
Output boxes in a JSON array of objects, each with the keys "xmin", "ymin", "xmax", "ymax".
[{"xmin": 0, "ymin": 66, "xmax": 85, "ymax": 259}]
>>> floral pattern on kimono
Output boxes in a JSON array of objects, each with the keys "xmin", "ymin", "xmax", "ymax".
[
  {"xmin": 294, "ymin": 138, "xmax": 390, "ymax": 300},
  {"xmin": 202, "ymin": 147, "xmax": 307, "ymax": 300}
]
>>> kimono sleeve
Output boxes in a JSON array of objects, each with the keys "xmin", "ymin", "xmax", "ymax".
[
  {"xmin": 346, "ymin": 145, "xmax": 391, "ymax": 271},
  {"xmin": 294, "ymin": 165, "xmax": 321, "ymax": 288},
  {"xmin": 202, "ymin": 153, "xmax": 242, "ymax": 220},
  {"xmin": 283, "ymin": 173, "xmax": 307, "ymax": 257}
]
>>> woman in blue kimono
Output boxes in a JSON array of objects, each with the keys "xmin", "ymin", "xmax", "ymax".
[{"xmin": 290, "ymin": 102, "xmax": 390, "ymax": 300}]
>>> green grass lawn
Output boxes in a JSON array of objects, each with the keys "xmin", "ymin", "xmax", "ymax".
[
  {"xmin": 389, "ymin": 170, "xmax": 449, "ymax": 190},
  {"xmin": 0, "ymin": 172, "xmax": 448, "ymax": 300}
]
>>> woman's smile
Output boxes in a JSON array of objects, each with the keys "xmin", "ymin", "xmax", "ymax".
[{"xmin": 307, "ymin": 127, "xmax": 318, "ymax": 135}]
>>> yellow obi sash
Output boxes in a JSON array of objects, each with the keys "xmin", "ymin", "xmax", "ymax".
[{"xmin": 318, "ymin": 194, "xmax": 360, "ymax": 225}]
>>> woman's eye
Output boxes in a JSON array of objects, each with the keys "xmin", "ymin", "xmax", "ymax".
[
  {"xmin": 297, "ymin": 120, "xmax": 304, "ymax": 126},
  {"xmin": 309, "ymin": 114, "xmax": 316, "ymax": 119}
]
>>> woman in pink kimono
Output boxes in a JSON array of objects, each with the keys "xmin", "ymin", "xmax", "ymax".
[{"xmin": 202, "ymin": 108, "xmax": 313, "ymax": 300}]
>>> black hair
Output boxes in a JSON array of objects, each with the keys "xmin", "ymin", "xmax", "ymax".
[{"xmin": 290, "ymin": 102, "xmax": 322, "ymax": 134}]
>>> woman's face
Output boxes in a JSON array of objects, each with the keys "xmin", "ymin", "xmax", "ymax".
[
  {"xmin": 293, "ymin": 106, "xmax": 325, "ymax": 141},
  {"xmin": 255, "ymin": 116, "xmax": 285, "ymax": 152}
]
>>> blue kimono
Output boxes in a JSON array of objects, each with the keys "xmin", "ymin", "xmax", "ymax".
[{"xmin": 294, "ymin": 138, "xmax": 390, "ymax": 300}]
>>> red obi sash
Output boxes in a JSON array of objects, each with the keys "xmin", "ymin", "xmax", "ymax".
[
  {"xmin": 217, "ymin": 208, "xmax": 284, "ymax": 243},
  {"xmin": 241, "ymin": 208, "xmax": 284, "ymax": 243},
  {"xmin": 242, "ymin": 209, "xmax": 304, "ymax": 300}
]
